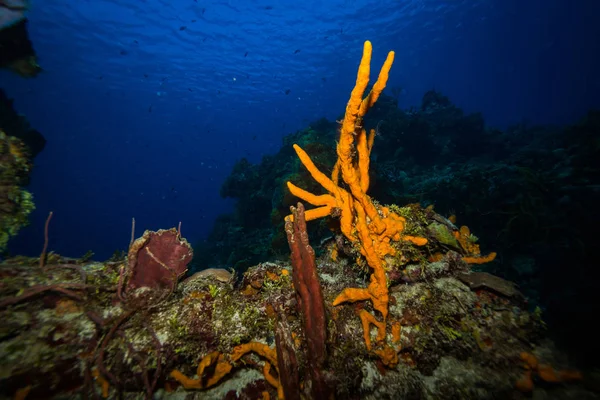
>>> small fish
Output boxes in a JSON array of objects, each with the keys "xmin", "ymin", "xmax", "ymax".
[
  {"xmin": 375, "ymin": 120, "xmax": 384, "ymax": 137},
  {"xmin": 294, "ymin": 49, "xmax": 301, "ymax": 54}
]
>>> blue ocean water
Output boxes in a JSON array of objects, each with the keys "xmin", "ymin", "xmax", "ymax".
[{"xmin": 1, "ymin": 0, "xmax": 599, "ymax": 260}]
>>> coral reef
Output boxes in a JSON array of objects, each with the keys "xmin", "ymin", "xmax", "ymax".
[
  {"xmin": 197, "ymin": 66, "xmax": 600, "ymax": 370},
  {"xmin": 0, "ymin": 129, "xmax": 34, "ymax": 254},
  {"xmin": 0, "ymin": 41, "xmax": 594, "ymax": 400},
  {"xmin": 0, "ymin": 220, "xmax": 591, "ymax": 399},
  {"xmin": 0, "ymin": 89, "xmax": 45, "ymax": 255}
]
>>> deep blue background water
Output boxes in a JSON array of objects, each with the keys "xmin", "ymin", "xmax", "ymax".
[{"xmin": 1, "ymin": 0, "xmax": 599, "ymax": 260}]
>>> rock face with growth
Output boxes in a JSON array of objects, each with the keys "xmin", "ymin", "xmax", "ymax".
[
  {"xmin": 0, "ymin": 130, "xmax": 34, "ymax": 253},
  {"xmin": 0, "ymin": 89, "xmax": 45, "ymax": 254},
  {"xmin": 0, "ymin": 224, "xmax": 590, "ymax": 399}
]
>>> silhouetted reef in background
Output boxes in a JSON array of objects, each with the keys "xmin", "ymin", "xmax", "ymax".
[{"xmin": 194, "ymin": 91, "xmax": 600, "ymax": 368}]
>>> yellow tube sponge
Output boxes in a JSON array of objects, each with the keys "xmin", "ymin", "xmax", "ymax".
[{"xmin": 286, "ymin": 41, "xmax": 427, "ymax": 354}]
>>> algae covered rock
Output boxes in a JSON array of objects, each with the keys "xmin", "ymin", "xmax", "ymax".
[{"xmin": 0, "ymin": 130, "xmax": 35, "ymax": 253}]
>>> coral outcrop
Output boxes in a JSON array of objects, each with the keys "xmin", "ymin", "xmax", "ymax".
[
  {"xmin": 0, "ymin": 224, "xmax": 590, "ymax": 399},
  {"xmin": 0, "ymin": 129, "xmax": 34, "ymax": 253},
  {"xmin": 0, "ymin": 41, "xmax": 594, "ymax": 400},
  {"xmin": 0, "ymin": 89, "xmax": 45, "ymax": 255}
]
